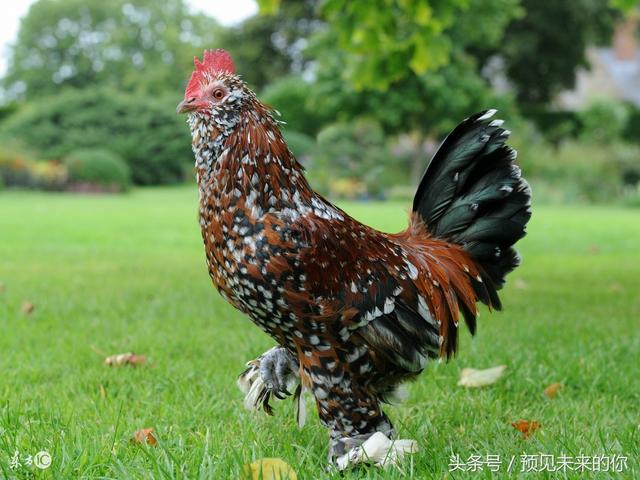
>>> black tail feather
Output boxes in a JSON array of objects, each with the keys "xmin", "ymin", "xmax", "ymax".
[{"xmin": 413, "ymin": 109, "xmax": 531, "ymax": 311}]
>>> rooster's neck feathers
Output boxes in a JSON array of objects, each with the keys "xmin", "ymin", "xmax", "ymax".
[{"xmin": 190, "ymin": 95, "xmax": 312, "ymax": 213}]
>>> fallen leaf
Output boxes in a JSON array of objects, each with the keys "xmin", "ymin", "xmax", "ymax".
[
  {"xmin": 243, "ymin": 458, "xmax": 297, "ymax": 480},
  {"xmin": 588, "ymin": 244, "xmax": 600, "ymax": 255},
  {"xmin": 458, "ymin": 365, "xmax": 506, "ymax": 387},
  {"xmin": 105, "ymin": 352, "xmax": 146, "ymax": 367},
  {"xmin": 0, "ymin": 282, "xmax": 5, "ymax": 293},
  {"xmin": 511, "ymin": 419, "xmax": 541, "ymax": 439},
  {"xmin": 21, "ymin": 301, "xmax": 35, "ymax": 315},
  {"xmin": 514, "ymin": 279, "xmax": 528, "ymax": 290},
  {"xmin": 543, "ymin": 382, "xmax": 564, "ymax": 399},
  {"xmin": 132, "ymin": 428, "xmax": 157, "ymax": 446}
]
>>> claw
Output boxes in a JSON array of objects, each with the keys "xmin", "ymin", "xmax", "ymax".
[{"xmin": 237, "ymin": 346, "xmax": 302, "ymax": 417}]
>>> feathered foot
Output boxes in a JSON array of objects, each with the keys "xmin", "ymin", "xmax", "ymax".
[
  {"xmin": 334, "ymin": 432, "xmax": 418, "ymax": 470},
  {"xmin": 237, "ymin": 347, "xmax": 305, "ymax": 424}
]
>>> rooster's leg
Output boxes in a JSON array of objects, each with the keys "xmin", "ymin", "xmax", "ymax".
[
  {"xmin": 326, "ymin": 406, "xmax": 418, "ymax": 470},
  {"xmin": 303, "ymin": 348, "xmax": 417, "ymax": 470},
  {"xmin": 237, "ymin": 346, "xmax": 299, "ymax": 413}
]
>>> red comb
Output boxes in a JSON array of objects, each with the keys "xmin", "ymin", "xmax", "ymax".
[{"xmin": 184, "ymin": 49, "xmax": 236, "ymax": 98}]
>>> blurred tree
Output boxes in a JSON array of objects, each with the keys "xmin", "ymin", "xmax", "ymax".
[
  {"xmin": 218, "ymin": 0, "xmax": 320, "ymax": 90},
  {"xmin": 308, "ymin": 119, "xmax": 401, "ymax": 198},
  {"xmin": 0, "ymin": 88, "xmax": 190, "ymax": 184},
  {"xmin": 578, "ymin": 98, "xmax": 630, "ymax": 144},
  {"xmin": 478, "ymin": 0, "xmax": 620, "ymax": 104},
  {"xmin": 259, "ymin": 0, "xmax": 519, "ymax": 90},
  {"xmin": 611, "ymin": 0, "xmax": 640, "ymax": 13},
  {"xmin": 261, "ymin": 75, "xmax": 328, "ymax": 136},
  {"xmin": 289, "ymin": 0, "xmax": 521, "ymax": 182},
  {"xmin": 2, "ymin": 0, "xmax": 220, "ymax": 100},
  {"xmin": 310, "ymin": 49, "xmax": 515, "ymax": 181}
]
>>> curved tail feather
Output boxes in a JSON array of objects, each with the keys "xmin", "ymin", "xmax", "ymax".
[{"xmin": 412, "ymin": 109, "xmax": 532, "ymax": 312}]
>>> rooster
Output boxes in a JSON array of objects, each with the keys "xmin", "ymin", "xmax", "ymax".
[{"xmin": 177, "ymin": 50, "xmax": 531, "ymax": 469}]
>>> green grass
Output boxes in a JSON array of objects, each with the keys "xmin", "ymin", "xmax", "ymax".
[{"xmin": 0, "ymin": 187, "xmax": 638, "ymax": 479}]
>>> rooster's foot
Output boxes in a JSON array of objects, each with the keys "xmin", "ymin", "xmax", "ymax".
[
  {"xmin": 237, "ymin": 346, "xmax": 299, "ymax": 415},
  {"xmin": 333, "ymin": 432, "xmax": 418, "ymax": 470}
]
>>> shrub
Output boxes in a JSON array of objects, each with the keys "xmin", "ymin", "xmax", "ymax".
[
  {"xmin": 307, "ymin": 119, "xmax": 407, "ymax": 198},
  {"xmin": 0, "ymin": 88, "xmax": 192, "ymax": 185},
  {"xmin": 525, "ymin": 140, "xmax": 640, "ymax": 203},
  {"xmin": 578, "ymin": 99, "xmax": 630, "ymax": 144},
  {"xmin": 521, "ymin": 107, "xmax": 581, "ymax": 145},
  {"xmin": 30, "ymin": 160, "xmax": 68, "ymax": 191},
  {"xmin": 0, "ymin": 145, "xmax": 36, "ymax": 188},
  {"xmin": 261, "ymin": 76, "xmax": 328, "ymax": 137},
  {"xmin": 64, "ymin": 149, "xmax": 131, "ymax": 192},
  {"xmin": 624, "ymin": 104, "xmax": 640, "ymax": 145},
  {"xmin": 282, "ymin": 130, "xmax": 315, "ymax": 160}
]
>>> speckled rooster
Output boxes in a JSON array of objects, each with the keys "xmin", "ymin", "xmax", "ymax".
[{"xmin": 178, "ymin": 50, "xmax": 531, "ymax": 469}]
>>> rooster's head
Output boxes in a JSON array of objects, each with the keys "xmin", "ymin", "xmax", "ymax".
[{"xmin": 177, "ymin": 50, "xmax": 250, "ymax": 128}]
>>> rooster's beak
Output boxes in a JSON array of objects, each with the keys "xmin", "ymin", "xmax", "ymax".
[{"xmin": 176, "ymin": 98, "xmax": 197, "ymax": 114}]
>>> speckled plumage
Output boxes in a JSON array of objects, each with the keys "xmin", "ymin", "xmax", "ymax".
[{"xmin": 179, "ymin": 50, "xmax": 531, "ymax": 468}]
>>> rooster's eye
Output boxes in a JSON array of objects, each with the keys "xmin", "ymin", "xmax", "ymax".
[{"xmin": 212, "ymin": 89, "xmax": 225, "ymax": 100}]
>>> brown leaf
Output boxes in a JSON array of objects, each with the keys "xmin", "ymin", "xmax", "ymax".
[
  {"xmin": 511, "ymin": 419, "xmax": 541, "ymax": 439},
  {"xmin": 543, "ymin": 382, "xmax": 564, "ymax": 399},
  {"xmin": 21, "ymin": 301, "xmax": 35, "ymax": 315},
  {"xmin": 243, "ymin": 458, "xmax": 297, "ymax": 480},
  {"xmin": 105, "ymin": 352, "xmax": 146, "ymax": 367},
  {"xmin": 588, "ymin": 244, "xmax": 600, "ymax": 255},
  {"xmin": 133, "ymin": 428, "xmax": 157, "ymax": 446},
  {"xmin": 0, "ymin": 282, "xmax": 5, "ymax": 293},
  {"xmin": 458, "ymin": 365, "xmax": 506, "ymax": 387}
]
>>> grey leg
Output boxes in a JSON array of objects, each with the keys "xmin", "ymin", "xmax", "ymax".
[{"xmin": 237, "ymin": 346, "xmax": 299, "ymax": 414}]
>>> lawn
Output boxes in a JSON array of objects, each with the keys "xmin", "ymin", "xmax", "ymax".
[{"xmin": 0, "ymin": 187, "xmax": 638, "ymax": 479}]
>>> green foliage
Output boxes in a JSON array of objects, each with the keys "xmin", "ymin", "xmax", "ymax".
[
  {"xmin": 522, "ymin": 140, "xmax": 640, "ymax": 203},
  {"xmin": 29, "ymin": 160, "xmax": 69, "ymax": 191},
  {"xmin": 64, "ymin": 148, "xmax": 131, "ymax": 191},
  {"xmin": 261, "ymin": 76, "xmax": 327, "ymax": 136},
  {"xmin": 0, "ymin": 145, "xmax": 35, "ymax": 188},
  {"xmin": 520, "ymin": 107, "xmax": 581, "ymax": 146},
  {"xmin": 488, "ymin": 0, "xmax": 619, "ymax": 104},
  {"xmin": 307, "ymin": 119, "xmax": 407, "ymax": 197},
  {"xmin": 319, "ymin": 0, "xmax": 458, "ymax": 89},
  {"xmin": 0, "ymin": 88, "xmax": 191, "ymax": 185},
  {"xmin": 256, "ymin": 0, "xmax": 282, "ymax": 15},
  {"xmin": 624, "ymin": 103, "xmax": 640, "ymax": 143},
  {"xmin": 312, "ymin": 50, "xmax": 514, "ymax": 138},
  {"xmin": 579, "ymin": 99, "xmax": 630, "ymax": 144},
  {"xmin": 610, "ymin": 0, "xmax": 640, "ymax": 12},
  {"xmin": 315, "ymin": 0, "xmax": 519, "ymax": 90},
  {"xmin": 281, "ymin": 130, "xmax": 315, "ymax": 159},
  {"xmin": 2, "ymin": 0, "xmax": 220, "ymax": 100},
  {"xmin": 0, "ymin": 144, "xmax": 69, "ymax": 190},
  {"xmin": 258, "ymin": 0, "xmax": 519, "ymax": 91},
  {"xmin": 219, "ymin": 1, "xmax": 318, "ymax": 90}
]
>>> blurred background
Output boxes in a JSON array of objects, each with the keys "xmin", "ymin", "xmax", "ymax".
[
  {"xmin": 0, "ymin": 0, "xmax": 639, "ymax": 205},
  {"xmin": 0, "ymin": 4, "xmax": 638, "ymax": 477}
]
